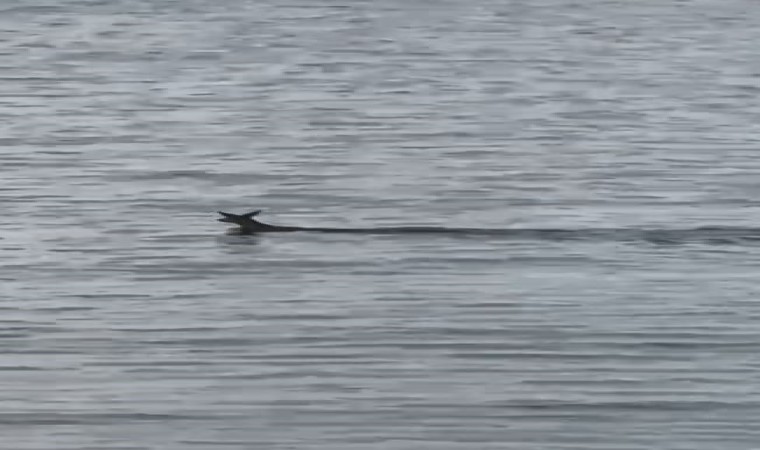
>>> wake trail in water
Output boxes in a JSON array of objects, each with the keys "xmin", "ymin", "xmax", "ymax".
[{"xmin": 270, "ymin": 226, "xmax": 760, "ymax": 244}]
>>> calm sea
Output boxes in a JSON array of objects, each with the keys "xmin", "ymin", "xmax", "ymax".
[{"xmin": 2, "ymin": 0, "xmax": 760, "ymax": 448}]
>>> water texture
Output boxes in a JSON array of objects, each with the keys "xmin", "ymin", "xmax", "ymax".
[{"xmin": 2, "ymin": 0, "xmax": 760, "ymax": 449}]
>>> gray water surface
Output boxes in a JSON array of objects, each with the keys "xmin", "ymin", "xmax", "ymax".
[{"xmin": 3, "ymin": 0, "xmax": 760, "ymax": 449}]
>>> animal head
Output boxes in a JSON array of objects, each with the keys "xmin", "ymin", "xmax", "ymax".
[{"xmin": 217, "ymin": 209, "xmax": 274, "ymax": 233}]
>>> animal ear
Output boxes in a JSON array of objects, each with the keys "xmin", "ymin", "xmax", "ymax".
[{"xmin": 242, "ymin": 210, "xmax": 262, "ymax": 218}]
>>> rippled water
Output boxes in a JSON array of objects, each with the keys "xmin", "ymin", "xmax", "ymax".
[{"xmin": 3, "ymin": 0, "xmax": 760, "ymax": 448}]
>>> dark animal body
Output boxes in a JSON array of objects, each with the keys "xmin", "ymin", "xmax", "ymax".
[
  {"xmin": 216, "ymin": 210, "xmax": 760, "ymax": 245},
  {"xmin": 217, "ymin": 210, "xmax": 487, "ymax": 235}
]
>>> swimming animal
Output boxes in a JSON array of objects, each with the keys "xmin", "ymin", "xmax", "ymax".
[
  {"xmin": 217, "ymin": 210, "xmax": 303, "ymax": 234},
  {"xmin": 215, "ymin": 209, "xmax": 760, "ymax": 245},
  {"xmin": 216, "ymin": 209, "xmax": 475, "ymax": 235}
]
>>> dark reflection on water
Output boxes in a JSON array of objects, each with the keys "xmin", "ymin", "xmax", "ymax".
[{"xmin": 217, "ymin": 224, "xmax": 760, "ymax": 245}]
